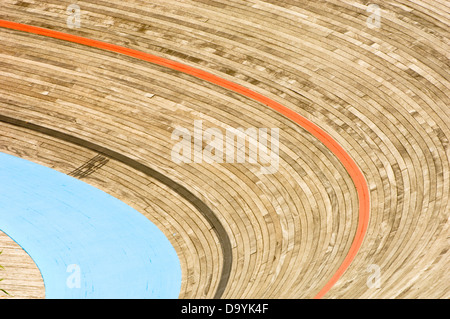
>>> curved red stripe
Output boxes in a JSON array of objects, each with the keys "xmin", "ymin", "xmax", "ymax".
[{"xmin": 0, "ymin": 20, "xmax": 370, "ymax": 298}]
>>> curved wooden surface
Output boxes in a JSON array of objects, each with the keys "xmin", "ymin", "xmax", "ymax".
[{"xmin": 0, "ymin": 0, "xmax": 448, "ymax": 298}]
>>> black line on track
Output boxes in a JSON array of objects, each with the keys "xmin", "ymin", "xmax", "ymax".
[{"xmin": 0, "ymin": 114, "xmax": 232, "ymax": 299}]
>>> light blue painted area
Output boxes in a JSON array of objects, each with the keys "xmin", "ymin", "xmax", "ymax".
[{"xmin": 0, "ymin": 152, "xmax": 181, "ymax": 299}]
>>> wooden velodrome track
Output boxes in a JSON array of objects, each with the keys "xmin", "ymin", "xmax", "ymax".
[{"xmin": 0, "ymin": 0, "xmax": 448, "ymax": 299}]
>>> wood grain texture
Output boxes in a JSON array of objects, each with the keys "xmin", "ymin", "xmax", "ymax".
[
  {"xmin": 0, "ymin": 0, "xmax": 448, "ymax": 298},
  {"xmin": 0, "ymin": 231, "xmax": 45, "ymax": 299}
]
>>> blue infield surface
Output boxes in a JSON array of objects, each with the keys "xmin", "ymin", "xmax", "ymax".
[{"xmin": 0, "ymin": 152, "xmax": 181, "ymax": 298}]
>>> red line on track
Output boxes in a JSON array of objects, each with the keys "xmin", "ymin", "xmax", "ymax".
[{"xmin": 0, "ymin": 20, "xmax": 370, "ymax": 298}]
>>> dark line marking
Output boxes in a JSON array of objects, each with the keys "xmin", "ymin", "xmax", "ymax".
[
  {"xmin": 0, "ymin": 20, "xmax": 371, "ymax": 298},
  {"xmin": 68, "ymin": 154, "xmax": 109, "ymax": 179},
  {"xmin": 0, "ymin": 114, "xmax": 232, "ymax": 299}
]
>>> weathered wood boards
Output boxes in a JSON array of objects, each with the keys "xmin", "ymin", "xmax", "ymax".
[{"xmin": 0, "ymin": 0, "xmax": 448, "ymax": 298}]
